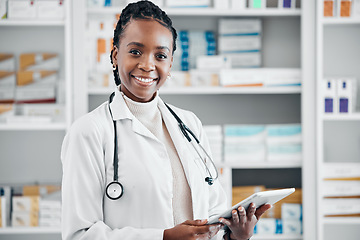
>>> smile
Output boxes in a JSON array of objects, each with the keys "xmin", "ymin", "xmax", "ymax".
[{"xmin": 133, "ymin": 76, "xmax": 157, "ymax": 84}]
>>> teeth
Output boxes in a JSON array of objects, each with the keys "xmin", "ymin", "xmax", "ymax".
[{"xmin": 134, "ymin": 76, "xmax": 154, "ymax": 83}]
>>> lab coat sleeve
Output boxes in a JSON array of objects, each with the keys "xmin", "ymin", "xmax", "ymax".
[{"xmin": 61, "ymin": 114, "xmax": 164, "ymax": 240}]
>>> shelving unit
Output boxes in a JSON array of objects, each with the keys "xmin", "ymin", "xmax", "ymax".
[
  {"xmin": 69, "ymin": 1, "xmax": 317, "ymax": 240},
  {"xmin": 0, "ymin": 1, "xmax": 72, "ymax": 239},
  {"xmin": 316, "ymin": 1, "xmax": 360, "ymax": 240}
]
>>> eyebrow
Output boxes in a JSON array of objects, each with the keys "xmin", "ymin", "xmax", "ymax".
[{"xmin": 127, "ymin": 42, "xmax": 171, "ymax": 52}]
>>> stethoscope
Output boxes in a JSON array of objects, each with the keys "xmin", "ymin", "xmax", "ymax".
[{"xmin": 106, "ymin": 91, "xmax": 219, "ymax": 200}]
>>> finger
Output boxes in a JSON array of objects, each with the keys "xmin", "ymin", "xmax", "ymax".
[
  {"xmin": 247, "ymin": 203, "xmax": 256, "ymax": 220},
  {"xmin": 184, "ymin": 219, "xmax": 207, "ymax": 226},
  {"xmin": 232, "ymin": 209, "xmax": 239, "ymax": 224},
  {"xmin": 238, "ymin": 206, "xmax": 246, "ymax": 224},
  {"xmin": 255, "ymin": 204, "xmax": 272, "ymax": 220},
  {"xmin": 219, "ymin": 217, "xmax": 232, "ymax": 228}
]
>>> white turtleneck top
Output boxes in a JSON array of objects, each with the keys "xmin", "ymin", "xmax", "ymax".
[{"xmin": 121, "ymin": 92, "xmax": 193, "ymax": 225}]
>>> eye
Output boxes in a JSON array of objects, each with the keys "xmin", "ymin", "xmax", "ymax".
[
  {"xmin": 129, "ymin": 49, "xmax": 141, "ymax": 56},
  {"xmin": 156, "ymin": 53, "xmax": 168, "ymax": 60}
]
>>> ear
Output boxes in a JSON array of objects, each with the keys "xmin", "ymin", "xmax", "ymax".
[{"xmin": 112, "ymin": 46, "xmax": 119, "ymax": 64}]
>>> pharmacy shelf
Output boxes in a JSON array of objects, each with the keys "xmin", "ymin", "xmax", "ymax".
[
  {"xmin": 88, "ymin": 86, "xmax": 302, "ymax": 95},
  {"xmin": 321, "ymin": 18, "xmax": 360, "ymax": 25},
  {"xmin": 87, "ymin": 7, "xmax": 301, "ymax": 16},
  {"xmin": 252, "ymin": 234, "xmax": 302, "ymax": 240},
  {"xmin": 0, "ymin": 123, "xmax": 67, "ymax": 131},
  {"xmin": 0, "ymin": 20, "xmax": 65, "ymax": 26},
  {"xmin": 322, "ymin": 217, "xmax": 360, "ymax": 224},
  {"xmin": 322, "ymin": 113, "xmax": 360, "ymax": 121},
  {"xmin": 221, "ymin": 161, "xmax": 302, "ymax": 169},
  {"xmin": 0, "ymin": 227, "xmax": 60, "ymax": 234}
]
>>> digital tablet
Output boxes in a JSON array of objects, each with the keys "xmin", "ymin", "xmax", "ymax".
[{"xmin": 207, "ymin": 188, "xmax": 295, "ymax": 225}]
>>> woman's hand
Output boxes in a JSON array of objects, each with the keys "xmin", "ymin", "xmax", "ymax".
[
  {"xmin": 163, "ymin": 219, "xmax": 223, "ymax": 240},
  {"xmin": 219, "ymin": 203, "xmax": 272, "ymax": 240}
]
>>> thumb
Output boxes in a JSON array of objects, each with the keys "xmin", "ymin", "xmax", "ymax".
[{"xmin": 183, "ymin": 219, "xmax": 208, "ymax": 226}]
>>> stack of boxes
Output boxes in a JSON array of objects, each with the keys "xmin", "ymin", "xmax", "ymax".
[
  {"xmin": 322, "ymin": 163, "xmax": 360, "ymax": 217},
  {"xmin": 218, "ymin": 18, "xmax": 262, "ymax": 69},
  {"xmin": 1, "ymin": 0, "xmax": 66, "ymax": 20},
  {"xmin": 256, "ymin": 187, "xmax": 302, "ymax": 235},
  {"xmin": 223, "ymin": 124, "xmax": 302, "ymax": 164},
  {"xmin": 203, "ymin": 125, "xmax": 223, "ymax": 165},
  {"xmin": 322, "ymin": 78, "xmax": 358, "ymax": 114},
  {"xmin": 0, "ymin": 52, "xmax": 65, "ymax": 124},
  {"xmin": 11, "ymin": 185, "xmax": 61, "ymax": 228},
  {"xmin": 323, "ymin": 0, "xmax": 360, "ymax": 18},
  {"xmin": 0, "ymin": 54, "xmax": 16, "ymax": 122}
]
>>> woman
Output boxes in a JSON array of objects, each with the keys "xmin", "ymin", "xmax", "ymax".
[{"xmin": 61, "ymin": 1, "xmax": 270, "ymax": 239}]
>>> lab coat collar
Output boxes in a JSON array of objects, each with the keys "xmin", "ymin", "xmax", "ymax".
[{"xmin": 109, "ymin": 86, "xmax": 162, "ymax": 142}]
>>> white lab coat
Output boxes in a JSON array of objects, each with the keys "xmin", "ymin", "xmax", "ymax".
[{"xmin": 61, "ymin": 87, "xmax": 227, "ymax": 240}]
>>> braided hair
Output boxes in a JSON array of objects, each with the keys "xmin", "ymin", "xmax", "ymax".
[{"xmin": 110, "ymin": 0, "xmax": 177, "ymax": 86}]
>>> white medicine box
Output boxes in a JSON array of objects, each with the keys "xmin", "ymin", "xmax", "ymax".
[
  {"xmin": 37, "ymin": 0, "xmax": 65, "ymax": 19},
  {"xmin": 8, "ymin": 0, "xmax": 37, "ymax": 19},
  {"xmin": 322, "ymin": 78, "xmax": 337, "ymax": 113}
]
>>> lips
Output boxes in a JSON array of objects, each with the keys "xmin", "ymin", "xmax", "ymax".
[{"xmin": 132, "ymin": 75, "xmax": 158, "ymax": 86}]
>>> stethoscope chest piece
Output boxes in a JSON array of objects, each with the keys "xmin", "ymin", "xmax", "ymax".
[{"xmin": 106, "ymin": 181, "xmax": 124, "ymax": 200}]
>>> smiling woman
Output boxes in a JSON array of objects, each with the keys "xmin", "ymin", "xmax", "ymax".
[
  {"xmin": 61, "ymin": 1, "xmax": 271, "ymax": 240},
  {"xmin": 111, "ymin": 19, "xmax": 173, "ymax": 102}
]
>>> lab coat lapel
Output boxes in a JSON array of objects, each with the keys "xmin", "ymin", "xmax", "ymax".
[
  {"xmin": 109, "ymin": 88, "xmax": 160, "ymax": 141},
  {"xmin": 158, "ymin": 100, "xmax": 197, "ymax": 192}
]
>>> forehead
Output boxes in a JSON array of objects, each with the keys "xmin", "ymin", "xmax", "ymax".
[{"xmin": 120, "ymin": 19, "xmax": 173, "ymax": 48}]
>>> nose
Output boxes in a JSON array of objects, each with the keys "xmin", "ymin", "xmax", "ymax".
[{"xmin": 138, "ymin": 55, "xmax": 155, "ymax": 72}]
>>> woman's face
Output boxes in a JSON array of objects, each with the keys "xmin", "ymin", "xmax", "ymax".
[{"xmin": 112, "ymin": 19, "xmax": 173, "ymax": 102}]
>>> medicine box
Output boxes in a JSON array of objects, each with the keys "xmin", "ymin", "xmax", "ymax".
[
  {"xmin": 224, "ymin": 52, "xmax": 261, "ymax": 68},
  {"xmin": 37, "ymin": 0, "xmax": 65, "ymax": 20},
  {"xmin": 322, "ymin": 78, "xmax": 337, "ymax": 113},
  {"xmin": 21, "ymin": 104, "xmax": 65, "ymax": 122},
  {"xmin": 219, "ymin": 35, "xmax": 261, "ymax": 53},
  {"xmin": 323, "ymin": 163, "xmax": 360, "ymax": 179},
  {"xmin": 12, "ymin": 196, "xmax": 40, "ymax": 212},
  {"xmin": 166, "ymin": 0, "xmax": 210, "ymax": 8},
  {"xmin": 19, "ymin": 53, "xmax": 60, "ymax": 71},
  {"xmin": 16, "ymin": 71, "xmax": 58, "ymax": 86},
  {"xmin": 8, "ymin": 0, "xmax": 37, "ymax": 19},
  {"xmin": 23, "ymin": 185, "xmax": 61, "ymax": 196},
  {"xmin": 0, "ymin": 87, "xmax": 15, "ymax": 104},
  {"xmin": 255, "ymin": 218, "xmax": 282, "ymax": 234},
  {"xmin": 266, "ymin": 143, "xmax": 302, "ymax": 162},
  {"xmin": 218, "ymin": 19, "xmax": 262, "ymax": 36},
  {"xmin": 0, "ymin": 54, "xmax": 15, "ymax": 71},
  {"xmin": 322, "ymin": 180, "xmax": 360, "ymax": 197},
  {"xmin": 11, "ymin": 211, "xmax": 39, "ymax": 227},
  {"xmin": 196, "ymin": 55, "xmax": 231, "ymax": 70},
  {"xmin": 266, "ymin": 124, "xmax": 302, "ymax": 144},
  {"xmin": 15, "ymin": 85, "xmax": 56, "ymax": 104},
  {"xmin": 282, "ymin": 219, "xmax": 302, "ymax": 234},
  {"xmin": 281, "ymin": 203, "xmax": 302, "ymax": 220},
  {"xmin": 220, "ymin": 69, "xmax": 264, "ymax": 87},
  {"xmin": 214, "ymin": 0, "xmax": 230, "ymax": 9},
  {"xmin": 324, "ymin": 0, "xmax": 336, "ymax": 17},
  {"xmin": 189, "ymin": 70, "xmax": 219, "ymax": 87},
  {"xmin": 162, "ymin": 71, "xmax": 190, "ymax": 88},
  {"xmin": 337, "ymin": 78, "xmax": 357, "ymax": 113},
  {"xmin": 323, "ymin": 198, "xmax": 360, "ymax": 216},
  {"xmin": 0, "ymin": 71, "xmax": 16, "ymax": 87}
]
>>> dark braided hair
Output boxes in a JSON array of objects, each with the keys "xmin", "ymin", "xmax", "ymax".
[{"xmin": 110, "ymin": 0, "xmax": 177, "ymax": 86}]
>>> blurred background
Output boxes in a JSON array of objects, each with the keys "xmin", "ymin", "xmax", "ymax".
[{"xmin": 0, "ymin": 0, "xmax": 359, "ymax": 239}]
